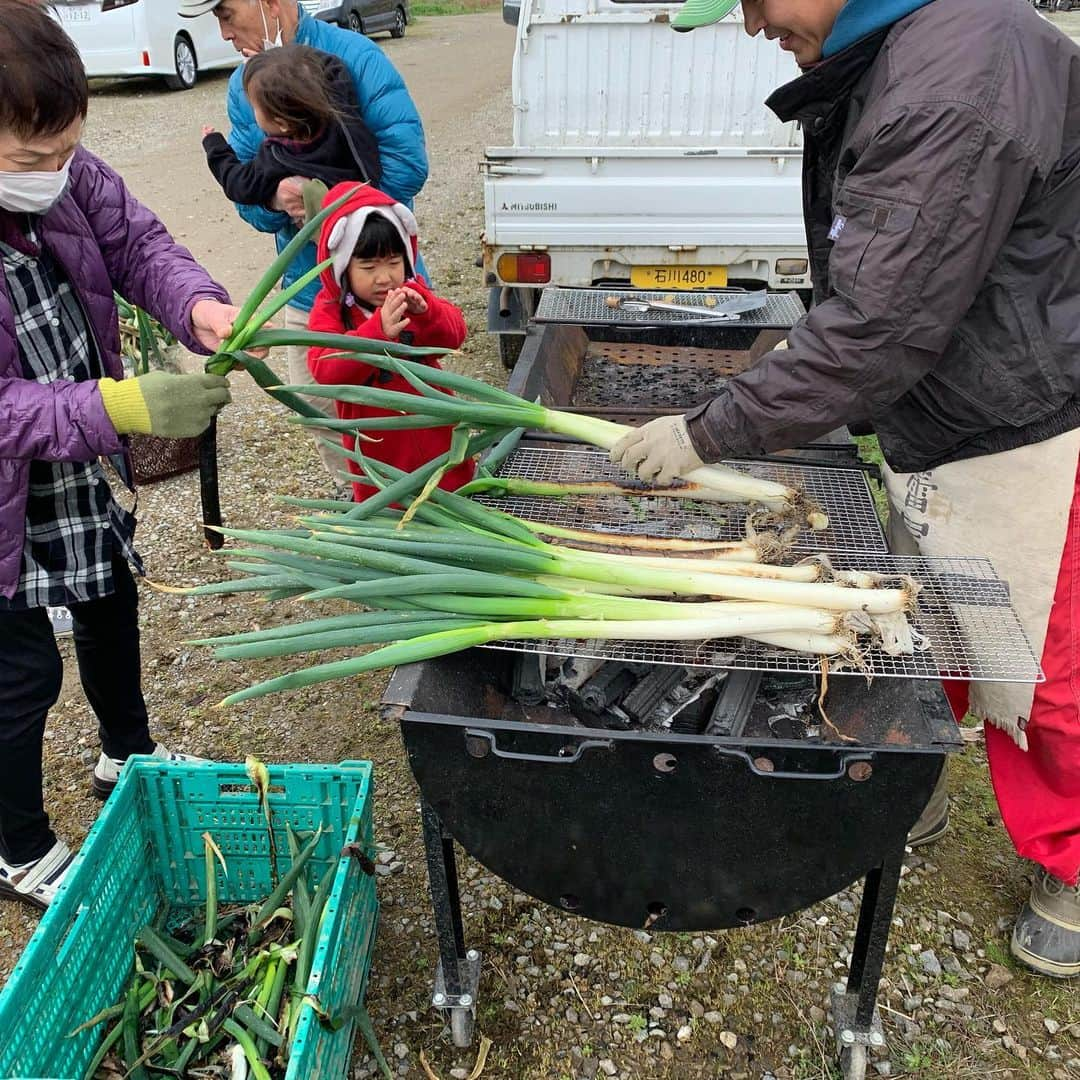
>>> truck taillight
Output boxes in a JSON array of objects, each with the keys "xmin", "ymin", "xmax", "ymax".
[{"xmin": 497, "ymin": 252, "xmax": 551, "ymax": 284}]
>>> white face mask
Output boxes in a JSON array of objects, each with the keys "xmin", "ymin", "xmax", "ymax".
[
  {"xmin": 258, "ymin": 3, "xmax": 282, "ymax": 49},
  {"xmin": 0, "ymin": 157, "xmax": 73, "ymax": 215}
]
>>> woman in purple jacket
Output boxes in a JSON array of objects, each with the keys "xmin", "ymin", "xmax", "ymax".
[{"xmin": 0, "ymin": 1, "xmax": 242, "ymax": 909}]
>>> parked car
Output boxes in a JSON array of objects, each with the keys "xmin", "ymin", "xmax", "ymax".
[
  {"xmin": 50, "ymin": 0, "xmax": 240, "ymax": 91},
  {"xmin": 300, "ymin": 0, "xmax": 409, "ymax": 38}
]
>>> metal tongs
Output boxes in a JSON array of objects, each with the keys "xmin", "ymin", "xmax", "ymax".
[{"xmin": 617, "ymin": 290, "xmax": 768, "ymax": 321}]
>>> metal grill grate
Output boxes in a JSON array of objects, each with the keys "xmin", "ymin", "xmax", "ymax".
[
  {"xmin": 483, "ymin": 555, "xmax": 1043, "ymax": 684},
  {"xmin": 478, "ymin": 447, "xmax": 888, "ymax": 556},
  {"xmin": 534, "ymin": 287, "xmax": 806, "ymax": 329},
  {"xmin": 574, "ymin": 342, "xmax": 753, "ymax": 408}
]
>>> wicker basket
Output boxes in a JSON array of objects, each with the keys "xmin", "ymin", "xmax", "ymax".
[{"xmin": 129, "ymin": 432, "xmax": 200, "ymax": 485}]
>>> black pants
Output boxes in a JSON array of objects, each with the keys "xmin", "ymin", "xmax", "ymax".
[{"xmin": 0, "ymin": 558, "xmax": 153, "ymax": 864}]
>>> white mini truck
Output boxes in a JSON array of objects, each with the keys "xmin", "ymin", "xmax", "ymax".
[{"xmin": 484, "ymin": 0, "xmax": 808, "ymax": 366}]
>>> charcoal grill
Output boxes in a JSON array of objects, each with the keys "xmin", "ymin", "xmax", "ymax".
[
  {"xmin": 381, "ymin": 652, "xmax": 961, "ymax": 1077},
  {"xmin": 379, "ymin": 313, "xmax": 1037, "ymax": 1078}
]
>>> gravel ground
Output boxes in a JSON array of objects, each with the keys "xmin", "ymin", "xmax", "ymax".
[{"xmin": 2, "ymin": 10, "xmax": 1080, "ymax": 1080}]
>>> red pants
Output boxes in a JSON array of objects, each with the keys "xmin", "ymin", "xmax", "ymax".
[{"xmin": 944, "ymin": 455, "xmax": 1080, "ymax": 886}]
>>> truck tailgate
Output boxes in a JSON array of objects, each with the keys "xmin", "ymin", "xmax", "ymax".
[{"xmin": 483, "ymin": 148, "xmax": 805, "ymax": 249}]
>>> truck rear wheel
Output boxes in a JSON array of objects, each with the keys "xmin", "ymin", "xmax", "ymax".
[{"xmin": 498, "ymin": 334, "xmax": 524, "ymax": 371}]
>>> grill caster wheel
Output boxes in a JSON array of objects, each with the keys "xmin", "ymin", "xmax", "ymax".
[
  {"xmin": 840, "ymin": 1043, "xmax": 868, "ymax": 1080},
  {"xmin": 450, "ymin": 1006, "xmax": 474, "ymax": 1048}
]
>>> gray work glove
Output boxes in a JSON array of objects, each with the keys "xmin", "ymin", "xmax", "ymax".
[{"xmin": 608, "ymin": 414, "xmax": 705, "ymax": 486}]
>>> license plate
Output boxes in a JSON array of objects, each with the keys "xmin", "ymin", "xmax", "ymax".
[
  {"xmin": 58, "ymin": 4, "xmax": 94, "ymax": 20},
  {"xmin": 630, "ymin": 265, "xmax": 728, "ymax": 290}
]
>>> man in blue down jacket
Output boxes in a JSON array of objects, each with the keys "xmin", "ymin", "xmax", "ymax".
[
  {"xmin": 181, "ymin": 0, "xmax": 429, "ymax": 489},
  {"xmin": 611, "ymin": 0, "xmax": 1080, "ymax": 979},
  {"xmin": 0, "ymin": 2, "xmax": 243, "ymax": 909}
]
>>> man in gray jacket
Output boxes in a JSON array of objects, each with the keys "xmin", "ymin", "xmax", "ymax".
[{"xmin": 612, "ymin": 0, "xmax": 1080, "ymax": 978}]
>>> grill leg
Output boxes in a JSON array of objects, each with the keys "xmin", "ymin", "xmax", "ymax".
[
  {"xmin": 421, "ymin": 799, "xmax": 466, "ymax": 990},
  {"xmin": 831, "ymin": 843, "xmax": 904, "ymax": 1076},
  {"xmin": 420, "ymin": 799, "xmax": 480, "ymax": 1047},
  {"xmin": 848, "ymin": 846, "xmax": 904, "ymax": 1027}
]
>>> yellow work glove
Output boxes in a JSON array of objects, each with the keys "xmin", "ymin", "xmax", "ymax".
[
  {"xmin": 98, "ymin": 372, "xmax": 231, "ymax": 439},
  {"xmin": 609, "ymin": 414, "xmax": 704, "ymax": 486}
]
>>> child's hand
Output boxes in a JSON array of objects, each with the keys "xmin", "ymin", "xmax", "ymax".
[
  {"xmin": 201, "ymin": 125, "xmax": 216, "ymax": 138},
  {"xmin": 400, "ymin": 287, "xmax": 428, "ymax": 316},
  {"xmin": 380, "ymin": 289, "xmax": 412, "ymax": 339}
]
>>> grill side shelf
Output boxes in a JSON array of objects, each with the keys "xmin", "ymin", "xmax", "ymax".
[{"xmin": 534, "ymin": 287, "xmax": 806, "ymax": 329}]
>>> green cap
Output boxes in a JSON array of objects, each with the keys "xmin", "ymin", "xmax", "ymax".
[{"xmin": 671, "ymin": 0, "xmax": 739, "ymax": 32}]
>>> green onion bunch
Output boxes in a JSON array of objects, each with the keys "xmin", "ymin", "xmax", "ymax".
[{"xmin": 169, "ymin": 448, "xmax": 923, "ymax": 708}]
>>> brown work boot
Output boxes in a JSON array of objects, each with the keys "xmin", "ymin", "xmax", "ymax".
[
  {"xmin": 907, "ymin": 766, "xmax": 949, "ymax": 848},
  {"xmin": 1011, "ymin": 866, "xmax": 1080, "ymax": 979}
]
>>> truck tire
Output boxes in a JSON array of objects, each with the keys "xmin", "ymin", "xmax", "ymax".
[{"xmin": 498, "ymin": 335, "xmax": 524, "ymax": 371}]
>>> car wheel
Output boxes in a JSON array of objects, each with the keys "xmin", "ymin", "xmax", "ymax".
[
  {"xmin": 347, "ymin": 10, "xmax": 364, "ymax": 31},
  {"xmin": 390, "ymin": 6, "xmax": 406, "ymax": 37},
  {"xmin": 163, "ymin": 34, "xmax": 197, "ymax": 91}
]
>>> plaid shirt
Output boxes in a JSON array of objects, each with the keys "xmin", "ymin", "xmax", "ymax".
[{"xmin": 0, "ymin": 229, "xmax": 139, "ymax": 611}]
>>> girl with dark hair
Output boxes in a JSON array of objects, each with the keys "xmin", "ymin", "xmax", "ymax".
[
  {"xmin": 306, "ymin": 182, "xmax": 474, "ymax": 501},
  {"xmin": 201, "ymin": 44, "xmax": 381, "ymax": 209},
  {"xmin": 0, "ymin": 0, "xmax": 244, "ymax": 908}
]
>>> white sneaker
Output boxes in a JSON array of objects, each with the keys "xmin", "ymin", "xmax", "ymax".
[
  {"xmin": 47, "ymin": 606, "xmax": 73, "ymax": 637},
  {"xmin": 91, "ymin": 743, "xmax": 207, "ymax": 799},
  {"xmin": 0, "ymin": 841, "xmax": 75, "ymax": 911}
]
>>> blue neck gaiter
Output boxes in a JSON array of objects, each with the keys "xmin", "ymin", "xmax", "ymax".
[{"xmin": 822, "ymin": 0, "xmax": 937, "ymax": 58}]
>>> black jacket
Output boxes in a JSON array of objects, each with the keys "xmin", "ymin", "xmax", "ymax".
[
  {"xmin": 203, "ymin": 54, "xmax": 381, "ymax": 207},
  {"xmin": 687, "ymin": 0, "xmax": 1080, "ymax": 474}
]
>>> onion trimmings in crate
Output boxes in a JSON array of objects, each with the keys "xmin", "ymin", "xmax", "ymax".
[
  {"xmin": 162, "ymin": 457, "xmax": 924, "ymax": 708},
  {"xmin": 70, "ymin": 758, "xmax": 392, "ymax": 1080}
]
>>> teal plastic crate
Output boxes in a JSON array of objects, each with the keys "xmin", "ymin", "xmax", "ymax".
[{"xmin": 0, "ymin": 758, "xmax": 378, "ymax": 1080}]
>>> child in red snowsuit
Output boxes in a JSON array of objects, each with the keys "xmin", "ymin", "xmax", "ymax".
[{"xmin": 307, "ymin": 183, "xmax": 474, "ymax": 500}]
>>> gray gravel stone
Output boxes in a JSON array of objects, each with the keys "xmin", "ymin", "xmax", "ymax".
[
  {"xmin": 919, "ymin": 949, "xmax": 942, "ymax": 976},
  {"xmin": 941, "ymin": 953, "xmax": 964, "ymax": 976}
]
